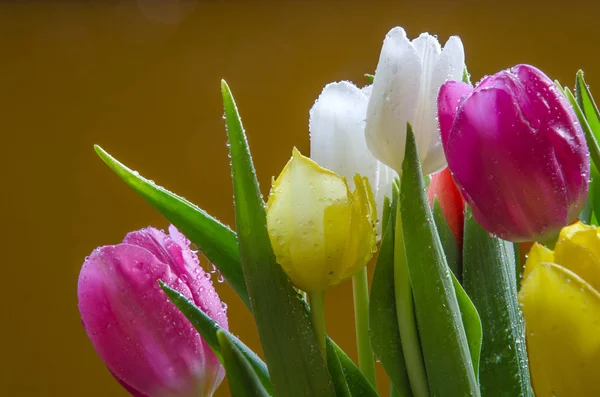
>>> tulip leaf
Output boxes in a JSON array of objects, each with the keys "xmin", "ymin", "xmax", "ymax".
[
  {"xmin": 462, "ymin": 207, "xmax": 532, "ymax": 397},
  {"xmin": 365, "ymin": 74, "xmax": 374, "ymax": 83},
  {"xmin": 159, "ymin": 281, "xmax": 274, "ymax": 395},
  {"xmin": 326, "ymin": 339, "xmax": 352, "ymax": 397},
  {"xmin": 462, "ymin": 67, "xmax": 472, "ymax": 85},
  {"xmin": 94, "ymin": 146, "xmax": 250, "ymax": 309},
  {"xmin": 575, "ymin": 71, "xmax": 600, "ymax": 226},
  {"xmin": 327, "ymin": 339, "xmax": 379, "ymax": 397},
  {"xmin": 563, "ymin": 87, "xmax": 600, "ymax": 175},
  {"xmin": 221, "ymin": 80, "xmax": 335, "ymax": 396},
  {"xmin": 369, "ymin": 186, "xmax": 412, "ymax": 396},
  {"xmin": 217, "ymin": 330, "xmax": 271, "ymax": 397},
  {"xmin": 432, "ymin": 199, "xmax": 461, "ymax": 280},
  {"xmin": 400, "ymin": 125, "xmax": 479, "ymax": 396},
  {"xmin": 433, "ymin": 200, "xmax": 481, "ymax": 377}
]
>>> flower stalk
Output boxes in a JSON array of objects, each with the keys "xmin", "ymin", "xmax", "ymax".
[{"xmin": 352, "ymin": 267, "xmax": 377, "ymax": 388}]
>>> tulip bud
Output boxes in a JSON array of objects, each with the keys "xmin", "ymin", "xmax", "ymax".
[
  {"xmin": 439, "ymin": 64, "xmax": 590, "ymax": 242},
  {"xmin": 309, "ymin": 81, "xmax": 397, "ymax": 236},
  {"xmin": 365, "ymin": 26, "xmax": 465, "ymax": 175},
  {"xmin": 78, "ymin": 226, "xmax": 227, "ymax": 397},
  {"xmin": 427, "ymin": 168, "xmax": 466, "ymax": 248},
  {"xmin": 266, "ymin": 148, "xmax": 377, "ymax": 292},
  {"xmin": 519, "ymin": 222, "xmax": 600, "ymax": 396}
]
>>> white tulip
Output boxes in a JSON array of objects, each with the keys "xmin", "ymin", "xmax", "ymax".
[
  {"xmin": 365, "ymin": 26, "xmax": 465, "ymax": 175},
  {"xmin": 309, "ymin": 81, "xmax": 397, "ymax": 236}
]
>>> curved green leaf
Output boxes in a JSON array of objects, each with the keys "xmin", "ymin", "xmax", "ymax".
[
  {"xmin": 328, "ymin": 339, "xmax": 379, "ymax": 397},
  {"xmin": 217, "ymin": 330, "xmax": 271, "ymax": 397},
  {"xmin": 222, "ymin": 80, "xmax": 334, "ymax": 397},
  {"xmin": 94, "ymin": 145, "xmax": 249, "ymax": 309},
  {"xmin": 462, "ymin": 207, "xmax": 532, "ymax": 396},
  {"xmin": 369, "ymin": 187, "xmax": 411, "ymax": 396},
  {"xmin": 159, "ymin": 282, "xmax": 274, "ymax": 395},
  {"xmin": 400, "ymin": 125, "xmax": 479, "ymax": 396}
]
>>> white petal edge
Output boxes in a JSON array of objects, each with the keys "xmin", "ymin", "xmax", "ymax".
[{"xmin": 365, "ymin": 26, "xmax": 422, "ymax": 173}]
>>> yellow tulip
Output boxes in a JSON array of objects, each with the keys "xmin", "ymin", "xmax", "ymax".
[
  {"xmin": 519, "ymin": 222, "xmax": 600, "ymax": 396},
  {"xmin": 266, "ymin": 148, "xmax": 377, "ymax": 292}
]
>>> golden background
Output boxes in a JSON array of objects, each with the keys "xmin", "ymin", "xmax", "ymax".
[{"xmin": 2, "ymin": 1, "xmax": 598, "ymax": 396}]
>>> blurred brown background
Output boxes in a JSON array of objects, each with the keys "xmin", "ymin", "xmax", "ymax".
[{"xmin": 1, "ymin": 0, "xmax": 598, "ymax": 396}]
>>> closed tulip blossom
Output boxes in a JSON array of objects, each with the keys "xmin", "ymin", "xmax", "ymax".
[
  {"xmin": 439, "ymin": 64, "xmax": 590, "ymax": 242},
  {"xmin": 266, "ymin": 148, "xmax": 377, "ymax": 292},
  {"xmin": 365, "ymin": 26, "xmax": 465, "ymax": 175},
  {"xmin": 78, "ymin": 226, "xmax": 227, "ymax": 397},
  {"xmin": 519, "ymin": 222, "xmax": 600, "ymax": 396},
  {"xmin": 427, "ymin": 167, "xmax": 466, "ymax": 248},
  {"xmin": 309, "ymin": 81, "xmax": 397, "ymax": 236}
]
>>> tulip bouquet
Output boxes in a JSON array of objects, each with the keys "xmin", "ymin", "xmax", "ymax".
[{"xmin": 78, "ymin": 26, "xmax": 600, "ymax": 397}]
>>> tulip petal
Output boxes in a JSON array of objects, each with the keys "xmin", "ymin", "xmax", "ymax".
[
  {"xmin": 447, "ymin": 84, "xmax": 570, "ymax": 241},
  {"xmin": 412, "ymin": 33, "xmax": 444, "ymax": 173},
  {"xmin": 427, "ymin": 167, "xmax": 466, "ymax": 247},
  {"xmin": 521, "ymin": 242, "xmax": 554, "ymax": 283},
  {"xmin": 554, "ymin": 222, "xmax": 600, "ymax": 292},
  {"xmin": 513, "ymin": 65, "xmax": 589, "ymax": 220},
  {"xmin": 438, "ymin": 80, "xmax": 473, "ymax": 151},
  {"xmin": 78, "ymin": 244, "xmax": 222, "ymax": 397},
  {"xmin": 310, "ymin": 81, "xmax": 376, "ymax": 189},
  {"xmin": 519, "ymin": 263, "xmax": 600, "ymax": 397},
  {"xmin": 366, "ymin": 26, "xmax": 422, "ymax": 173},
  {"xmin": 267, "ymin": 149, "xmax": 353, "ymax": 292}
]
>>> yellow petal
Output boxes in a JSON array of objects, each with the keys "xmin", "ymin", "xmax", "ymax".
[
  {"xmin": 519, "ymin": 263, "xmax": 600, "ymax": 396},
  {"xmin": 337, "ymin": 175, "xmax": 377, "ymax": 281},
  {"xmin": 554, "ymin": 222, "xmax": 600, "ymax": 292},
  {"xmin": 266, "ymin": 148, "xmax": 377, "ymax": 292},
  {"xmin": 522, "ymin": 243, "xmax": 554, "ymax": 286}
]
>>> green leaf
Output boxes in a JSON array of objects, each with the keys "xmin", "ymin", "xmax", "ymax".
[
  {"xmin": 432, "ymin": 200, "xmax": 482, "ymax": 379},
  {"xmin": 575, "ymin": 71, "xmax": 600, "ymax": 226},
  {"xmin": 326, "ymin": 339, "xmax": 352, "ymax": 397},
  {"xmin": 563, "ymin": 87, "xmax": 600, "ymax": 173},
  {"xmin": 432, "ymin": 199, "xmax": 461, "ymax": 280},
  {"xmin": 369, "ymin": 186, "xmax": 412, "ymax": 396},
  {"xmin": 462, "ymin": 207, "xmax": 532, "ymax": 396},
  {"xmin": 159, "ymin": 282, "xmax": 274, "ymax": 395},
  {"xmin": 221, "ymin": 80, "xmax": 334, "ymax": 397},
  {"xmin": 94, "ymin": 145, "xmax": 250, "ymax": 309},
  {"xmin": 328, "ymin": 339, "xmax": 379, "ymax": 397},
  {"xmin": 400, "ymin": 125, "xmax": 479, "ymax": 396},
  {"xmin": 365, "ymin": 74, "xmax": 375, "ymax": 83},
  {"xmin": 576, "ymin": 70, "xmax": 600, "ymax": 141},
  {"xmin": 217, "ymin": 330, "xmax": 271, "ymax": 397},
  {"xmin": 462, "ymin": 67, "xmax": 471, "ymax": 85}
]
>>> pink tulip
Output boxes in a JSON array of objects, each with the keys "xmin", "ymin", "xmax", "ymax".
[
  {"xmin": 78, "ymin": 225, "xmax": 228, "ymax": 397},
  {"xmin": 439, "ymin": 64, "xmax": 589, "ymax": 242}
]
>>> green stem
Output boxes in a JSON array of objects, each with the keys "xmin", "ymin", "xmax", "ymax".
[
  {"xmin": 352, "ymin": 267, "xmax": 377, "ymax": 388},
  {"xmin": 394, "ymin": 203, "xmax": 430, "ymax": 397},
  {"xmin": 309, "ymin": 291, "xmax": 327, "ymax": 359}
]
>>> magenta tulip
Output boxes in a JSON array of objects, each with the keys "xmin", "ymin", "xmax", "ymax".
[
  {"xmin": 439, "ymin": 64, "xmax": 589, "ymax": 242},
  {"xmin": 78, "ymin": 225, "xmax": 228, "ymax": 397}
]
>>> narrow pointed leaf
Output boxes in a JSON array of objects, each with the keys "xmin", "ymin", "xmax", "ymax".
[
  {"xmin": 432, "ymin": 199, "xmax": 461, "ymax": 280},
  {"xmin": 222, "ymin": 80, "xmax": 334, "ymax": 396},
  {"xmin": 563, "ymin": 87, "xmax": 600, "ymax": 171},
  {"xmin": 462, "ymin": 207, "xmax": 532, "ymax": 396},
  {"xmin": 94, "ymin": 145, "xmax": 249, "ymax": 308},
  {"xmin": 159, "ymin": 282, "xmax": 274, "ymax": 395},
  {"xmin": 326, "ymin": 339, "xmax": 352, "ymax": 397},
  {"xmin": 217, "ymin": 330, "xmax": 271, "ymax": 397},
  {"xmin": 369, "ymin": 187, "xmax": 411, "ymax": 396},
  {"xmin": 575, "ymin": 71, "xmax": 600, "ymax": 227},
  {"xmin": 433, "ymin": 201, "xmax": 482, "ymax": 378},
  {"xmin": 400, "ymin": 126, "xmax": 479, "ymax": 396},
  {"xmin": 365, "ymin": 74, "xmax": 375, "ymax": 83},
  {"xmin": 328, "ymin": 339, "xmax": 379, "ymax": 397}
]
